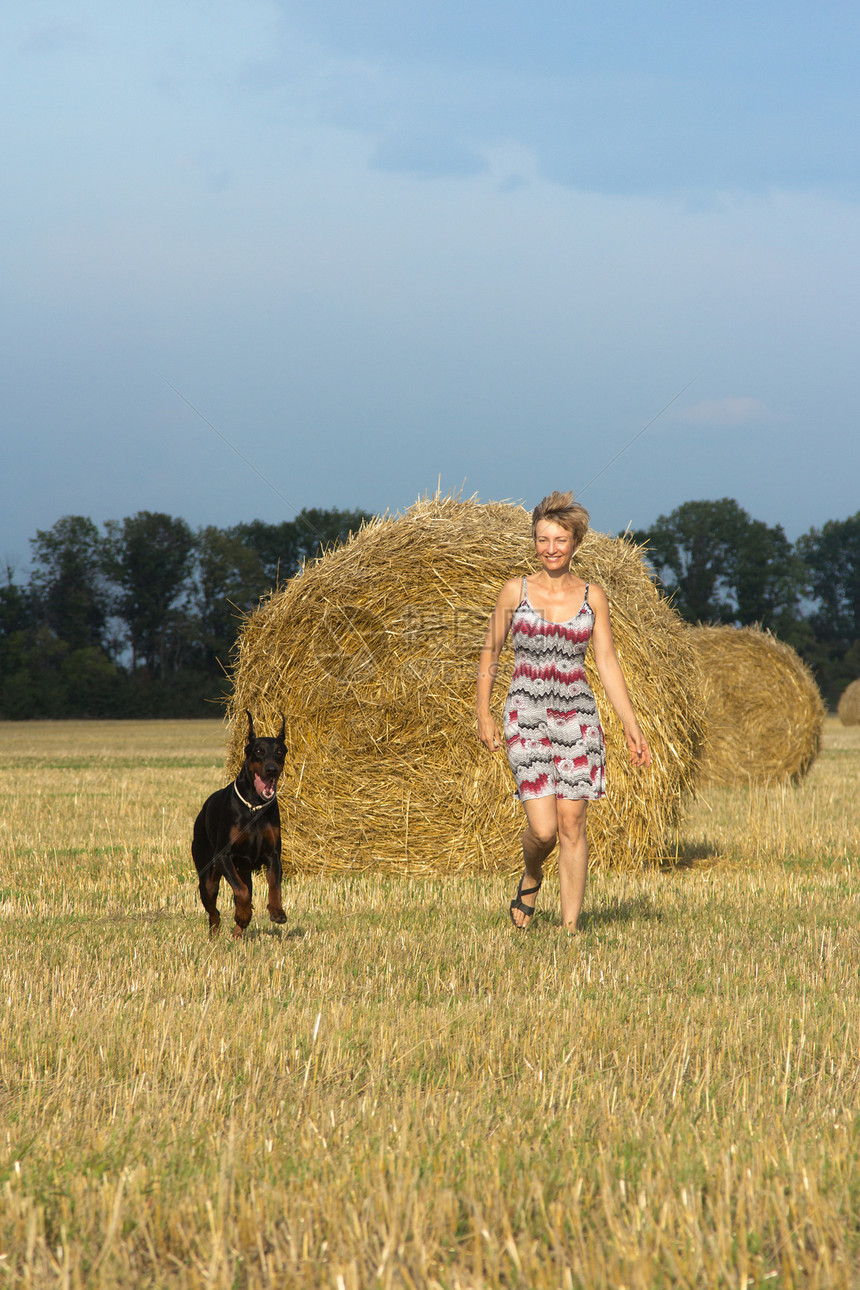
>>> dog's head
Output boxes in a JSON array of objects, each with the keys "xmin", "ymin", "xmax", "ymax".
[{"xmin": 244, "ymin": 711, "xmax": 287, "ymax": 800}]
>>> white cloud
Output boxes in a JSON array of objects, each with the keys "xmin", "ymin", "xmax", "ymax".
[{"xmin": 676, "ymin": 397, "xmax": 771, "ymax": 429}]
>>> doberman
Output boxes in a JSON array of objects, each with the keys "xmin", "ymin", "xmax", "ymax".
[{"xmin": 192, "ymin": 711, "xmax": 288, "ymax": 938}]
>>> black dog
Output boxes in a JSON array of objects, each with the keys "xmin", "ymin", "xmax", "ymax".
[{"xmin": 192, "ymin": 711, "xmax": 288, "ymax": 938}]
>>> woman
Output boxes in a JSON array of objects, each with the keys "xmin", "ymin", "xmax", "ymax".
[{"xmin": 476, "ymin": 491, "xmax": 651, "ymax": 931}]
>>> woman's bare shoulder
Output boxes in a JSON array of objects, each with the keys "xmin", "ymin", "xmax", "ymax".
[
  {"xmin": 496, "ymin": 575, "xmax": 525, "ymax": 608},
  {"xmin": 587, "ymin": 582, "xmax": 610, "ymax": 610}
]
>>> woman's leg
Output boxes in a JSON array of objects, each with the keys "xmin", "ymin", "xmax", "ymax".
[
  {"xmin": 510, "ymin": 795, "xmax": 558, "ymax": 927},
  {"xmin": 556, "ymin": 798, "xmax": 589, "ymax": 930}
]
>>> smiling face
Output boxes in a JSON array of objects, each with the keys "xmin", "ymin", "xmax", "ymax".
[{"xmin": 534, "ymin": 519, "xmax": 577, "ymax": 573}]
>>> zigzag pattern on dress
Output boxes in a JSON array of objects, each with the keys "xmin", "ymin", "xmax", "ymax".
[{"xmin": 502, "ymin": 580, "xmax": 606, "ymax": 801}]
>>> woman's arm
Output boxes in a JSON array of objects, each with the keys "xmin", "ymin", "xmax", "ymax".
[
  {"xmin": 588, "ymin": 584, "xmax": 651, "ymax": 767},
  {"xmin": 476, "ymin": 578, "xmax": 521, "ymax": 751}
]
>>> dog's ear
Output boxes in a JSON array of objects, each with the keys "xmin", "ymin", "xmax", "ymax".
[
  {"xmin": 277, "ymin": 712, "xmax": 285, "ymax": 742},
  {"xmin": 245, "ymin": 710, "xmax": 255, "ymax": 744}
]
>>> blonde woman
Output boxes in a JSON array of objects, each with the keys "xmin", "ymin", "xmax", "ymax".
[{"xmin": 477, "ymin": 492, "xmax": 651, "ymax": 931}]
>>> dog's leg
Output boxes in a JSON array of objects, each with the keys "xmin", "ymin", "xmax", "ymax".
[
  {"xmin": 199, "ymin": 867, "xmax": 223, "ymax": 937},
  {"xmin": 263, "ymin": 823, "xmax": 287, "ymax": 924},
  {"xmin": 193, "ymin": 821, "xmax": 223, "ymax": 936},
  {"xmin": 265, "ymin": 862, "xmax": 286, "ymax": 924},
  {"xmin": 222, "ymin": 856, "xmax": 253, "ymax": 938}
]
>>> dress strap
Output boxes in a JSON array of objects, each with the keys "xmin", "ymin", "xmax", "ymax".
[
  {"xmin": 521, "ymin": 575, "xmax": 529, "ymax": 602},
  {"xmin": 583, "ymin": 583, "xmax": 590, "ymax": 604}
]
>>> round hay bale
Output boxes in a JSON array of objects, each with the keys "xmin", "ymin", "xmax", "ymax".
[
  {"xmin": 837, "ymin": 678, "xmax": 860, "ymax": 726},
  {"xmin": 686, "ymin": 624, "xmax": 825, "ymax": 786},
  {"xmin": 225, "ymin": 496, "xmax": 705, "ymax": 874}
]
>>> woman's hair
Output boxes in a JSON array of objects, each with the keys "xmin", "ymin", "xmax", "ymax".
[{"xmin": 531, "ymin": 491, "xmax": 590, "ymax": 546}]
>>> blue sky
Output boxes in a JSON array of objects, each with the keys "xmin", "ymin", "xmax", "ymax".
[{"xmin": 2, "ymin": 0, "xmax": 859, "ymax": 573}]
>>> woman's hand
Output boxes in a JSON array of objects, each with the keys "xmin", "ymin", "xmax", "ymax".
[
  {"xmin": 624, "ymin": 722, "xmax": 651, "ymax": 767},
  {"xmin": 477, "ymin": 712, "xmax": 502, "ymax": 751}
]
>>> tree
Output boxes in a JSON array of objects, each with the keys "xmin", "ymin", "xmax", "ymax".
[
  {"xmin": 293, "ymin": 508, "xmax": 374, "ymax": 562},
  {"xmin": 0, "ymin": 569, "xmax": 35, "ymax": 716},
  {"xmin": 795, "ymin": 512, "xmax": 860, "ymax": 704},
  {"xmin": 632, "ymin": 499, "xmax": 803, "ymax": 630},
  {"xmin": 235, "ymin": 508, "xmax": 374, "ymax": 587},
  {"xmin": 797, "ymin": 512, "xmax": 860, "ymax": 644},
  {"xmin": 0, "ymin": 567, "xmax": 33, "ymax": 642},
  {"xmin": 192, "ymin": 527, "xmax": 267, "ymax": 669},
  {"xmin": 103, "ymin": 511, "xmax": 195, "ymax": 676},
  {"xmin": 29, "ymin": 515, "xmax": 110, "ymax": 652},
  {"xmin": 728, "ymin": 517, "xmax": 804, "ymax": 635}
]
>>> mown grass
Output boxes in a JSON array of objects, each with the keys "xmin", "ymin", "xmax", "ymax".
[{"xmin": 0, "ymin": 718, "xmax": 858, "ymax": 1288}]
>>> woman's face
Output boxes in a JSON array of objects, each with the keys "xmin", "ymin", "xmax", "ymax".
[{"xmin": 534, "ymin": 519, "xmax": 575, "ymax": 572}]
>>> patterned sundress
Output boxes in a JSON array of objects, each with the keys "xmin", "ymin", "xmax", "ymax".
[{"xmin": 503, "ymin": 577, "xmax": 606, "ymax": 801}]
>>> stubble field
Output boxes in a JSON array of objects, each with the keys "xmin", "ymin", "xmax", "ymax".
[{"xmin": 1, "ymin": 718, "xmax": 859, "ymax": 1288}]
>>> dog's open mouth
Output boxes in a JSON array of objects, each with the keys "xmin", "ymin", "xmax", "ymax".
[{"xmin": 254, "ymin": 773, "xmax": 278, "ymax": 799}]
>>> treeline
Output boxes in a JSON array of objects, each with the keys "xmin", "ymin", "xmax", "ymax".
[
  {"xmin": 1, "ymin": 499, "xmax": 857, "ymax": 719},
  {"xmin": 630, "ymin": 499, "xmax": 860, "ymax": 706},
  {"xmin": 0, "ymin": 509, "xmax": 372, "ymax": 719}
]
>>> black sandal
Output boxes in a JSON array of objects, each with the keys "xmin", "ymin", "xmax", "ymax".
[{"xmin": 509, "ymin": 875, "xmax": 542, "ymax": 927}]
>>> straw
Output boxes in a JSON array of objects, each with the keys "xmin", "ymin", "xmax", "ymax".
[
  {"xmin": 225, "ymin": 496, "xmax": 706, "ymax": 873},
  {"xmin": 837, "ymin": 677, "xmax": 860, "ymax": 727},
  {"xmin": 687, "ymin": 623, "xmax": 825, "ymax": 785}
]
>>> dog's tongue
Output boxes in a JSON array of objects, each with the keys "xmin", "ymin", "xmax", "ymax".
[{"xmin": 254, "ymin": 773, "xmax": 276, "ymax": 799}]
